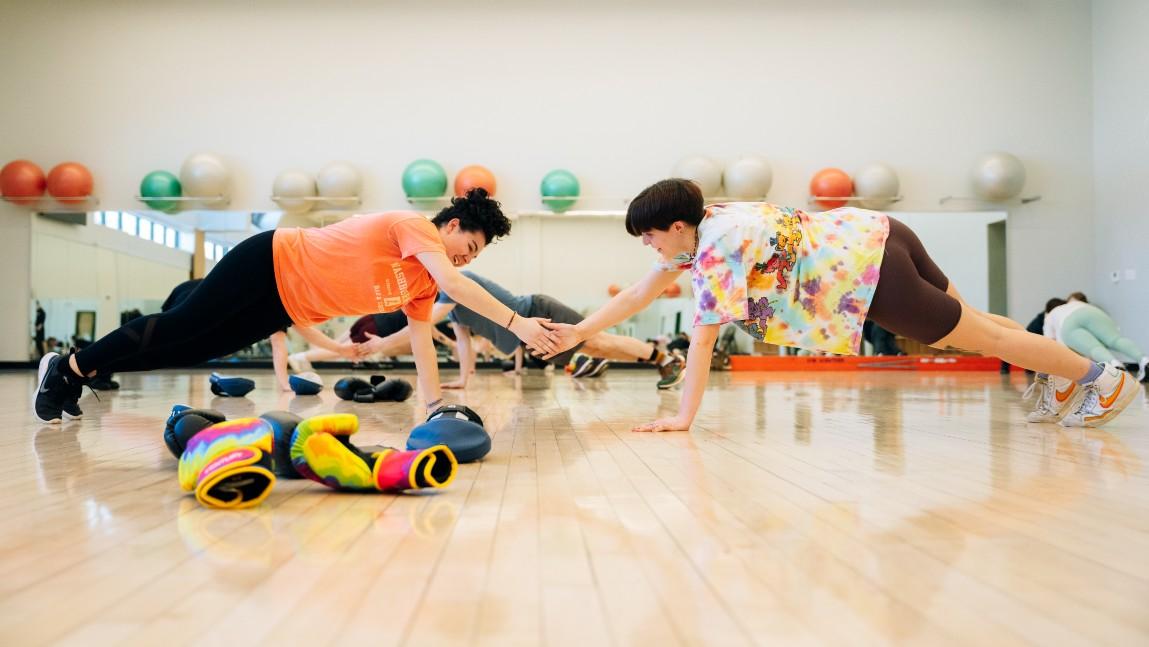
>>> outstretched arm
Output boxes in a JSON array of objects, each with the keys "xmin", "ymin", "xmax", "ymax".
[
  {"xmin": 632, "ymin": 323, "xmax": 719, "ymax": 432},
  {"xmin": 295, "ymin": 325, "xmax": 358, "ymax": 360},
  {"xmin": 416, "ymin": 251, "xmax": 559, "ymax": 354},
  {"xmin": 358, "ymin": 302, "xmax": 456, "ymax": 358},
  {"xmin": 542, "ymin": 268, "xmax": 682, "ymax": 359}
]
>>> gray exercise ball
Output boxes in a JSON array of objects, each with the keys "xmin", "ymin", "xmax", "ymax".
[
  {"xmin": 971, "ymin": 152, "xmax": 1026, "ymax": 201},
  {"xmin": 853, "ymin": 162, "xmax": 900, "ymax": 209},
  {"xmin": 672, "ymin": 156, "xmax": 722, "ymax": 197},
  {"xmin": 723, "ymin": 157, "xmax": 773, "ymax": 200}
]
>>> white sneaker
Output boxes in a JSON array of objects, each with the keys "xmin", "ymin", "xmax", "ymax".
[
  {"xmin": 1025, "ymin": 374, "xmax": 1082, "ymax": 423},
  {"xmin": 1137, "ymin": 356, "xmax": 1148, "ymax": 383},
  {"xmin": 288, "ymin": 352, "xmax": 312, "ymax": 373},
  {"xmin": 1060, "ymin": 362, "xmax": 1140, "ymax": 428}
]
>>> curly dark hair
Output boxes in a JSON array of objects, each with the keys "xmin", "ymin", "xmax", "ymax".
[{"xmin": 431, "ymin": 187, "xmax": 511, "ymax": 244}]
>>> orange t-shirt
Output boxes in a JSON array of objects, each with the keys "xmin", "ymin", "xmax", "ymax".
[{"xmin": 272, "ymin": 212, "xmax": 445, "ymax": 325}]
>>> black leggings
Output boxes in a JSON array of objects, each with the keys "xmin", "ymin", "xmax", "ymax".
[
  {"xmin": 74, "ymin": 230, "xmax": 293, "ymax": 375},
  {"xmin": 866, "ymin": 217, "xmax": 963, "ymax": 345}
]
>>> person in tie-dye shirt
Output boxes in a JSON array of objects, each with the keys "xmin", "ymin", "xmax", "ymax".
[{"xmin": 542, "ymin": 179, "xmax": 1138, "ymax": 432}]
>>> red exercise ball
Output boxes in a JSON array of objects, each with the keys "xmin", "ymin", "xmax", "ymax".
[
  {"xmin": 607, "ymin": 284, "xmax": 622, "ymax": 297},
  {"xmin": 454, "ymin": 164, "xmax": 497, "ymax": 197},
  {"xmin": 1, "ymin": 160, "xmax": 47, "ymax": 206},
  {"xmin": 47, "ymin": 162, "xmax": 94, "ymax": 204},
  {"xmin": 809, "ymin": 168, "xmax": 853, "ymax": 209}
]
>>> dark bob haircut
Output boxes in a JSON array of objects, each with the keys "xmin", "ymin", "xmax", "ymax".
[
  {"xmin": 625, "ymin": 178, "xmax": 705, "ymax": 236},
  {"xmin": 1044, "ymin": 298, "xmax": 1067, "ymax": 314}
]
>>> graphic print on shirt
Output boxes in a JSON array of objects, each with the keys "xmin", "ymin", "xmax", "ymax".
[{"xmin": 751, "ymin": 211, "xmax": 803, "ymax": 294}]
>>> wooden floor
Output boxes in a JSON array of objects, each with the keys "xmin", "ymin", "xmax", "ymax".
[{"xmin": 1, "ymin": 367, "xmax": 1147, "ymax": 646}]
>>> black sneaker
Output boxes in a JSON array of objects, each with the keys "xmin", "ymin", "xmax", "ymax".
[
  {"xmin": 587, "ymin": 358, "xmax": 611, "ymax": 377},
  {"xmin": 568, "ymin": 354, "xmax": 596, "ymax": 378},
  {"xmin": 89, "ymin": 375, "xmax": 120, "ymax": 391},
  {"xmin": 34, "ymin": 352, "xmax": 85, "ymax": 423}
]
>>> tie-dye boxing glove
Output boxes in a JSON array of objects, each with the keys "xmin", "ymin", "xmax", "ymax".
[
  {"xmin": 289, "ymin": 413, "xmax": 457, "ymax": 492},
  {"xmin": 178, "ymin": 418, "xmax": 277, "ymax": 509}
]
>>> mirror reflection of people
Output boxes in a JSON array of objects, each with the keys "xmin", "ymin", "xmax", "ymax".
[
  {"xmin": 34, "ymin": 301, "xmax": 46, "ymax": 358},
  {"xmin": 289, "ymin": 272, "xmax": 687, "ymax": 390}
]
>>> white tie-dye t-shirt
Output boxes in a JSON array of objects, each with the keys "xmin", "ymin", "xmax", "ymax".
[{"xmin": 658, "ymin": 202, "xmax": 890, "ymax": 355}]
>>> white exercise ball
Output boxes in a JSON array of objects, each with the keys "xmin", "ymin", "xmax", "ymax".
[
  {"xmin": 971, "ymin": 152, "xmax": 1026, "ymax": 201},
  {"xmin": 672, "ymin": 156, "xmax": 722, "ymax": 197},
  {"xmin": 316, "ymin": 161, "xmax": 362, "ymax": 208},
  {"xmin": 723, "ymin": 157, "xmax": 773, "ymax": 200},
  {"xmin": 179, "ymin": 153, "xmax": 230, "ymax": 206},
  {"xmin": 272, "ymin": 169, "xmax": 316, "ymax": 213},
  {"xmin": 853, "ymin": 162, "xmax": 900, "ymax": 209}
]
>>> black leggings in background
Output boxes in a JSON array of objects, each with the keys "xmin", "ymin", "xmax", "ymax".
[
  {"xmin": 866, "ymin": 217, "xmax": 964, "ymax": 346},
  {"xmin": 74, "ymin": 230, "xmax": 293, "ymax": 375}
]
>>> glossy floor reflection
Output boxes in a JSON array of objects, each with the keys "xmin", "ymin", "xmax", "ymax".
[{"xmin": 1, "ymin": 368, "xmax": 1147, "ymax": 646}]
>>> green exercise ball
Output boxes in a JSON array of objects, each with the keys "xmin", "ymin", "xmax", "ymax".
[
  {"xmin": 140, "ymin": 170, "xmax": 182, "ymax": 213},
  {"xmin": 540, "ymin": 169, "xmax": 580, "ymax": 212},
  {"xmin": 402, "ymin": 159, "xmax": 448, "ymax": 200}
]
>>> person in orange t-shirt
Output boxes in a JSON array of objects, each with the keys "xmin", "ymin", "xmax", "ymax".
[{"xmin": 34, "ymin": 189, "xmax": 559, "ymax": 424}]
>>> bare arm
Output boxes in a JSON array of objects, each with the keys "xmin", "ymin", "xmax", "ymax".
[
  {"xmin": 431, "ymin": 326, "xmax": 457, "ymax": 349},
  {"xmin": 416, "ymin": 250, "xmax": 559, "ymax": 354},
  {"xmin": 269, "ymin": 331, "xmax": 291, "ymax": 391},
  {"xmin": 542, "ymin": 268, "xmax": 682, "ymax": 359},
  {"xmin": 358, "ymin": 302, "xmax": 456, "ymax": 358},
  {"xmin": 296, "ymin": 325, "xmax": 357, "ymax": 359},
  {"xmin": 442, "ymin": 323, "xmax": 473, "ymax": 389},
  {"xmin": 408, "ymin": 318, "xmax": 443, "ymax": 410},
  {"xmin": 633, "ymin": 323, "xmax": 720, "ymax": 432}
]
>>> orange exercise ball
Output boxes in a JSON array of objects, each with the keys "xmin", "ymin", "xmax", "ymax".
[
  {"xmin": 454, "ymin": 164, "xmax": 497, "ymax": 197},
  {"xmin": 607, "ymin": 284, "xmax": 622, "ymax": 297},
  {"xmin": 664, "ymin": 282, "xmax": 683, "ymax": 298},
  {"xmin": 1, "ymin": 160, "xmax": 47, "ymax": 205},
  {"xmin": 809, "ymin": 167, "xmax": 853, "ymax": 209},
  {"xmin": 47, "ymin": 162, "xmax": 94, "ymax": 204}
]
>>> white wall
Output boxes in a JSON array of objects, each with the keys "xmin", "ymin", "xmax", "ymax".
[
  {"xmin": 1092, "ymin": 0, "xmax": 1149, "ymax": 353},
  {"xmin": 0, "ymin": 0, "xmax": 1102, "ymax": 358}
]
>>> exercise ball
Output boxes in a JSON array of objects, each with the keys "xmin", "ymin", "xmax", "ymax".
[
  {"xmin": 272, "ymin": 169, "xmax": 317, "ymax": 213},
  {"xmin": 180, "ymin": 153, "xmax": 230, "ymax": 205},
  {"xmin": 0, "ymin": 160, "xmax": 47, "ymax": 205},
  {"xmin": 663, "ymin": 282, "xmax": 683, "ymax": 298},
  {"xmin": 139, "ymin": 170, "xmax": 182, "ymax": 213},
  {"xmin": 971, "ymin": 152, "xmax": 1026, "ymax": 201},
  {"xmin": 454, "ymin": 164, "xmax": 497, "ymax": 197},
  {"xmin": 723, "ymin": 157, "xmax": 773, "ymax": 200},
  {"xmin": 853, "ymin": 162, "xmax": 900, "ymax": 209},
  {"xmin": 46, "ymin": 162, "xmax": 94, "ymax": 204},
  {"xmin": 316, "ymin": 161, "xmax": 362, "ymax": 207},
  {"xmin": 540, "ymin": 169, "xmax": 580, "ymax": 212},
  {"xmin": 672, "ymin": 156, "xmax": 722, "ymax": 197},
  {"xmin": 402, "ymin": 159, "xmax": 448, "ymax": 200},
  {"xmin": 607, "ymin": 284, "xmax": 622, "ymax": 297},
  {"xmin": 809, "ymin": 168, "xmax": 853, "ymax": 209}
]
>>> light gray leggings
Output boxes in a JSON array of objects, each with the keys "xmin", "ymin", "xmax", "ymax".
[{"xmin": 1061, "ymin": 305, "xmax": 1143, "ymax": 363}]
